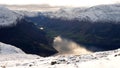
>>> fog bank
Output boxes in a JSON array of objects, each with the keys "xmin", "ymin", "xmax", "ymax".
[{"xmin": 53, "ymin": 36, "xmax": 92, "ymax": 55}]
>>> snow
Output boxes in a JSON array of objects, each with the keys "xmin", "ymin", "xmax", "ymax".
[
  {"xmin": 15, "ymin": 10, "xmax": 39, "ymax": 17},
  {"xmin": 0, "ymin": 42, "xmax": 120, "ymax": 68},
  {"xmin": 0, "ymin": 42, "xmax": 25, "ymax": 54},
  {"xmin": 13, "ymin": 4, "xmax": 120, "ymax": 23},
  {"xmin": 6, "ymin": 4, "xmax": 120, "ymax": 24},
  {"xmin": 0, "ymin": 42, "xmax": 41, "ymax": 61},
  {"xmin": 41, "ymin": 4, "xmax": 120, "ymax": 23},
  {"xmin": 0, "ymin": 6, "xmax": 22, "ymax": 27}
]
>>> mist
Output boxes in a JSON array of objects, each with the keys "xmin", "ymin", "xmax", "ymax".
[{"xmin": 53, "ymin": 36, "xmax": 92, "ymax": 55}]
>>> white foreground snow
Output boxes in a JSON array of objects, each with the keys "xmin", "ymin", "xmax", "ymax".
[{"xmin": 0, "ymin": 42, "xmax": 120, "ymax": 68}]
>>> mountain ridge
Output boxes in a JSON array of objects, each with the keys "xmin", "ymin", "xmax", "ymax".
[{"xmin": 43, "ymin": 4, "xmax": 120, "ymax": 23}]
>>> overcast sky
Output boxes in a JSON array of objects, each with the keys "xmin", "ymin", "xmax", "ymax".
[{"xmin": 0, "ymin": 0, "xmax": 120, "ymax": 7}]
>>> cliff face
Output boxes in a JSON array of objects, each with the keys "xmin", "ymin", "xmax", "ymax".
[{"xmin": 0, "ymin": 19, "xmax": 57, "ymax": 57}]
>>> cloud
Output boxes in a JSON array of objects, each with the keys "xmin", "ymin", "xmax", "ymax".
[{"xmin": 53, "ymin": 36, "xmax": 92, "ymax": 55}]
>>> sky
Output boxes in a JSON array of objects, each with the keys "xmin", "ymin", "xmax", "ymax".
[{"xmin": 0, "ymin": 0, "xmax": 120, "ymax": 7}]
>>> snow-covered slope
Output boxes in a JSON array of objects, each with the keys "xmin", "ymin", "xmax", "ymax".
[
  {"xmin": 0, "ymin": 48, "xmax": 120, "ymax": 68},
  {"xmin": 0, "ymin": 42, "xmax": 25, "ymax": 54},
  {"xmin": 0, "ymin": 42, "xmax": 40, "ymax": 61},
  {"xmin": 0, "ymin": 6, "xmax": 22, "ymax": 27},
  {"xmin": 42, "ymin": 4, "xmax": 120, "ymax": 23}
]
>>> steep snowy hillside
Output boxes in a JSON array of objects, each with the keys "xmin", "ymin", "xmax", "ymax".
[
  {"xmin": 0, "ymin": 48, "xmax": 120, "ymax": 68},
  {"xmin": 0, "ymin": 42, "xmax": 25, "ymax": 54},
  {"xmin": 0, "ymin": 6, "xmax": 22, "ymax": 27},
  {"xmin": 0, "ymin": 42, "xmax": 40, "ymax": 61}
]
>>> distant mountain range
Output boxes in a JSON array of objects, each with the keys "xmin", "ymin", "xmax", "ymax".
[
  {"xmin": 42, "ymin": 4, "xmax": 120, "ymax": 23},
  {"xmin": 13, "ymin": 4, "xmax": 120, "ymax": 23}
]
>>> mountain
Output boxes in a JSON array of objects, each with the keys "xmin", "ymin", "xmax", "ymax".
[
  {"xmin": 17, "ymin": 4, "xmax": 120, "ymax": 52},
  {"xmin": 43, "ymin": 4, "xmax": 120, "ymax": 23},
  {"xmin": 1, "ymin": 4, "xmax": 120, "ymax": 68},
  {"xmin": 16, "ymin": 4, "xmax": 120, "ymax": 23},
  {"xmin": 0, "ymin": 6, "xmax": 57, "ymax": 57}
]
